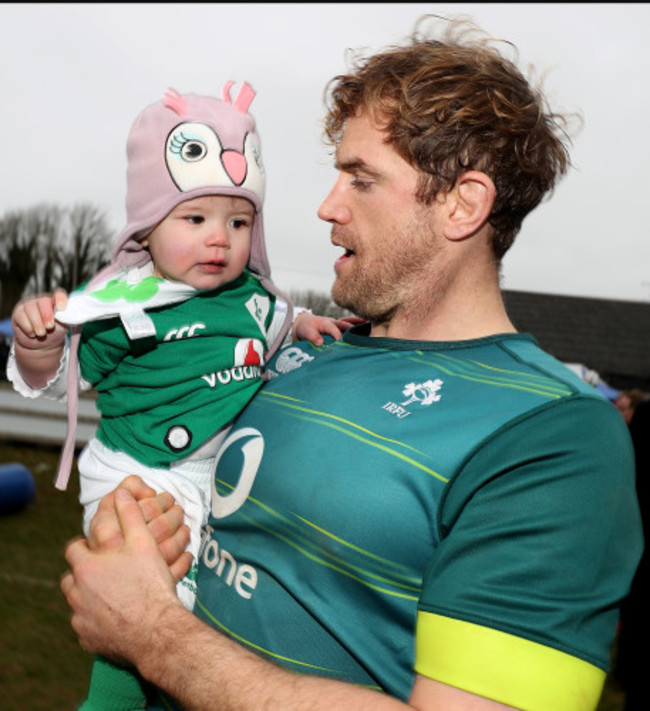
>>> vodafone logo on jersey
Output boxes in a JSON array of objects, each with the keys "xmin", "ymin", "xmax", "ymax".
[
  {"xmin": 201, "ymin": 339, "xmax": 264, "ymax": 388},
  {"xmin": 234, "ymin": 338, "xmax": 264, "ymax": 367}
]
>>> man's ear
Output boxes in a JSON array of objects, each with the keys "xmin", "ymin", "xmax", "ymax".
[{"xmin": 442, "ymin": 171, "xmax": 496, "ymax": 241}]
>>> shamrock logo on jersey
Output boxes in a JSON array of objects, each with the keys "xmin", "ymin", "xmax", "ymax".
[
  {"xmin": 401, "ymin": 379, "xmax": 444, "ymax": 407},
  {"xmin": 92, "ymin": 276, "xmax": 165, "ymax": 303}
]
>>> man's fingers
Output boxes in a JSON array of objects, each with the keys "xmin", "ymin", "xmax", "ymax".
[
  {"xmin": 169, "ymin": 551, "xmax": 194, "ymax": 583},
  {"xmin": 113, "ymin": 487, "xmax": 150, "ymax": 538},
  {"xmin": 61, "ymin": 537, "xmax": 90, "ymax": 602},
  {"xmin": 139, "ymin": 491, "xmax": 176, "ymax": 526},
  {"xmin": 147, "ymin": 501, "xmax": 185, "ymax": 543},
  {"xmin": 116, "ymin": 477, "xmax": 178, "ymax": 527},
  {"xmin": 118, "ymin": 475, "xmax": 158, "ymax": 501},
  {"xmin": 60, "ymin": 569, "xmax": 74, "ymax": 600},
  {"xmin": 158, "ymin": 522, "xmax": 191, "ymax": 569},
  {"xmin": 64, "ymin": 534, "xmax": 91, "ymax": 567},
  {"xmin": 94, "ymin": 476, "xmax": 156, "ymax": 517},
  {"xmin": 90, "ymin": 509, "xmax": 123, "ymax": 551},
  {"xmin": 93, "ymin": 476, "xmax": 162, "ymax": 531}
]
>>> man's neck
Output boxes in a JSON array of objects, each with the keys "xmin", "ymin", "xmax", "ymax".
[{"xmin": 368, "ymin": 265, "xmax": 516, "ymax": 342}]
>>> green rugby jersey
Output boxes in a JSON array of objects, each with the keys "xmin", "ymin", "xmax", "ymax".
[
  {"xmin": 79, "ymin": 271, "xmax": 273, "ymax": 467},
  {"xmin": 159, "ymin": 327, "xmax": 641, "ymax": 710}
]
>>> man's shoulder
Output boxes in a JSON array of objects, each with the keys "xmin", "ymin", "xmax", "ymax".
[
  {"xmin": 496, "ymin": 335, "xmax": 609, "ymax": 399},
  {"xmin": 264, "ymin": 336, "xmax": 337, "ymax": 379}
]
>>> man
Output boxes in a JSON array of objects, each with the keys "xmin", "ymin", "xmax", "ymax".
[
  {"xmin": 62, "ymin": 17, "xmax": 643, "ymax": 710},
  {"xmin": 615, "ymin": 389, "xmax": 647, "ymax": 425}
]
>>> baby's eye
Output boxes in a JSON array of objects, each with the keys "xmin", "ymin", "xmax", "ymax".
[
  {"xmin": 186, "ymin": 215, "xmax": 205, "ymax": 224},
  {"xmin": 230, "ymin": 217, "xmax": 250, "ymax": 229}
]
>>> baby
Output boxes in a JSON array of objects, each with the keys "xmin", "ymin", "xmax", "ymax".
[{"xmin": 9, "ymin": 82, "xmax": 353, "ymax": 710}]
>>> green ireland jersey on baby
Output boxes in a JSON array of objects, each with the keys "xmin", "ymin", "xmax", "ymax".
[
  {"xmin": 159, "ymin": 326, "xmax": 641, "ymax": 711},
  {"xmin": 78, "ymin": 270, "xmax": 274, "ymax": 467}
]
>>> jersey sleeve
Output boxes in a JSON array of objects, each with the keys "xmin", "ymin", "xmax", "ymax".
[
  {"xmin": 415, "ymin": 395, "xmax": 643, "ymax": 710},
  {"xmin": 6, "ymin": 339, "xmax": 72, "ymax": 400},
  {"xmin": 79, "ymin": 317, "xmax": 131, "ymax": 385},
  {"xmin": 267, "ymin": 299, "xmax": 311, "ymax": 350}
]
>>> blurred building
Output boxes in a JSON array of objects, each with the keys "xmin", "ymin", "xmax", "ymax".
[{"xmin": 504, "ymin": 291, "xmax": 650, "ymax": 392}]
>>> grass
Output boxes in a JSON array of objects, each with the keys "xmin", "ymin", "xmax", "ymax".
[
  {"xmin": 0, "ymin": 439, "xmax": 629, "ymax": 710},
  {"xmin": 0, "ymin": 439, "xmax": 92, "ymax": 710}
]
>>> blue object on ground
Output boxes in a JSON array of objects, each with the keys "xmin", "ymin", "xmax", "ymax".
[
  {"xmin": 0, "ymin": 462, "xmax": 36, "ymax": 514},
  {"xmin": 0, "ymin": 318, "xmax": 13, "ymax": 338}
]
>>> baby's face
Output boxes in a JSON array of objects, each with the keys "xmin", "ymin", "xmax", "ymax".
[{"xmin": 142, "ymin": 195, "xmax": 253, "ymax": 290}]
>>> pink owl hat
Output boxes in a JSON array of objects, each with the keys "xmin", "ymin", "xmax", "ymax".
[
  {"xmin": 54, "ymin": 82, "xmax": 294, "ymax": 490},
  {"xmin": 111, "ymin": 81, "xmax": 272, "ymax": 277}
]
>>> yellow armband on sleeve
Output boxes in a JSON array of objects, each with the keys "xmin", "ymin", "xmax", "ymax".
[{"xmin": 415, "ymin": 612, "xmax": 606, "ymax": 711}]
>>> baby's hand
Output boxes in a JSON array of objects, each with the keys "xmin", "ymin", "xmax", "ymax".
[
  {"xmin": 292, "ymin": 312, "xmax": 365, "ymax": 346},
  {"xmin": 331, "ymin": 315, "xmax": 365, "ymax": 332},
  {"xmin": 11, "ymin": 288, "xmax": 69, "ymax": 350}
]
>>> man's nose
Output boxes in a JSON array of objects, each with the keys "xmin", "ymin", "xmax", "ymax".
[{"xmin": 318, "ymin": 180, "xmax": 351, "ymax": 224}]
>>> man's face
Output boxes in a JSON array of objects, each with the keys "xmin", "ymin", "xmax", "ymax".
[
  {"xmin": 318, "ymin": 111, "xmax": 446, "ymax": 324},
  {"xmin": 615, "ymin": 395, "xmax": 634, "ymax": 425}
]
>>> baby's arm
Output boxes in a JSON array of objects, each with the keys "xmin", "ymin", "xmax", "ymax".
[
  {"xmin": 292, "ymin": 312, "xmax": 365, "ymax": 346},
  {"xmin": 11, "ymin": 288, "xmax": 69, "ymax": 389}
]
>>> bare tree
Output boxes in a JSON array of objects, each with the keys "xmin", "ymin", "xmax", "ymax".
[
  {"xmin": 0, "ymin": 207, "xmax": 46, "ymax": 319},
  {"xmin": 290, "ymin": 289, "xmax": 353, "ymax": 318},
  {"xmin": 20, "ymin": 203, "xmax": 65, "ymax": 297},
  {"xmin": 0, "ymin": 202, "xmax": 113, "ymax": 318},
  {"xmin": 56, "ymin": 203, "xmax": 113, "ymax": 293}
]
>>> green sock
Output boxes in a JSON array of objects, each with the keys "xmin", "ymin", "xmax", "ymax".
[{"xmin": 78, "ymin": 655, "xmax": 147, "ymax": 711}]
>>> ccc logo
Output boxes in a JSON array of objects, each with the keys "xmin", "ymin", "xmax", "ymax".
[{"xmin": 163, "ymin": 323, "xmax": 206, "ymax": 341}]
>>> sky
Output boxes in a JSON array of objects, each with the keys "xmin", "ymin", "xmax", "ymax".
[{"xmin": 2, "ymin": 3, "xmax": 649, "ymax": 304}]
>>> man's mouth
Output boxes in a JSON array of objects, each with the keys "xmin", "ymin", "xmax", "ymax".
[
  {"xmin": 332, "ymin": 228, "xmax": 357, "ymax": 269},
  {"xmin": 332, "ymin": 234, "xmax": 355, "ymax": 258},
  {"xmin": 334, "ymin": 246, "xmax": 356, "ymax": 275},
  {"xmin": 333, "ymin": 244, "xmax": 353, "ymax": 264}
]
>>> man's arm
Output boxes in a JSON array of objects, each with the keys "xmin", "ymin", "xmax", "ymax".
[{"xmin": 61, "ymin": 487, "xmax": 516, "ymax": 711}]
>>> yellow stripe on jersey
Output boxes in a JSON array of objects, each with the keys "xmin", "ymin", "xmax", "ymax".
[
  {"xmin": 415, "ymin": 611, "xmax": 605, "ymax": 711},
  {"xmin": 258, "ymin": 391, "xmax": 448, "ymax": 482}
]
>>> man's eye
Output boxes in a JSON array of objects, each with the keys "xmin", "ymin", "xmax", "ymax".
[{"xmin": 351, "ymin": 178, "xmax": 372, "ymax": 191}]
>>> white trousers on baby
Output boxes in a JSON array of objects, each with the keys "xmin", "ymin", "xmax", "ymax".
[{"xmin": 77, "ymin": 438, "xmax": 214, "ymax": 610}]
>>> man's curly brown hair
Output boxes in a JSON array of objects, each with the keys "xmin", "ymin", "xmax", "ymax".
[{"xmin": 323, "ymin": 16, "xmax": 574, "ymax": 260}]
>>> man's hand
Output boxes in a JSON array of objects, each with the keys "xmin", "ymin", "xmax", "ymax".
[
  {"xmin": 89, "ymin": 476, "xmax": 192, "ymax": 580},
  {"xmin": 61, "ymin": 487, "xmax": 189, "ymax": 664}
]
